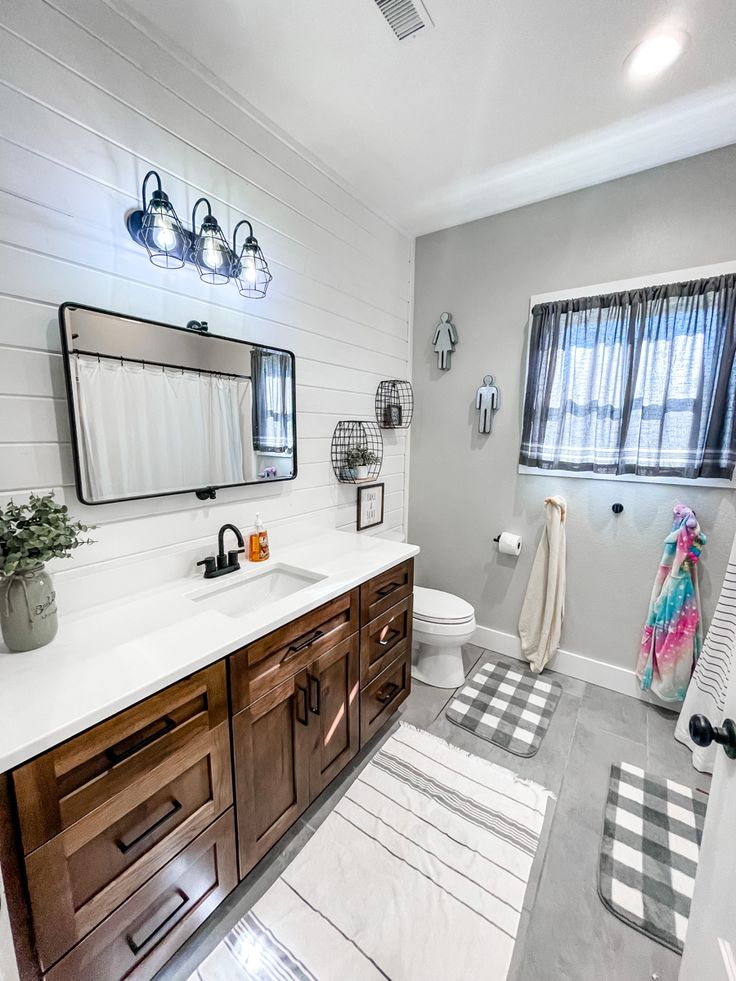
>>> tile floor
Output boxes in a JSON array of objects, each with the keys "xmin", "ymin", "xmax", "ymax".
[{"xmin": 157, "ymin": 646, "xmax": 710, "ymax": 981}]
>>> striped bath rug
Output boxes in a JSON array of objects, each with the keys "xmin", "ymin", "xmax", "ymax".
[
  {"xmin": 599, "ymin": 763, "xmax": 708, "ymax": 953},
  {"xmin": 191, "ymin": 724, "xmax": 552, "ymax": 981},
  {"xmin": 447, "ymin": 660, "xmax": 563, "ymax": 757}
]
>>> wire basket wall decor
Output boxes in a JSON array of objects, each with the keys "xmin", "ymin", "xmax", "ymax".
[
  {"xmin": 331, "ymin": 420, "xmax": 383, "ymax": 483},
  {"xmin": 375, "ymin": 380, "xmax": 414, "ymax": 429}
]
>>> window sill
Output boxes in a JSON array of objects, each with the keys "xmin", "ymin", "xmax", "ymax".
[{"xmin": 518, "ymin": 465, "xmax": 736, "ymax": 490}]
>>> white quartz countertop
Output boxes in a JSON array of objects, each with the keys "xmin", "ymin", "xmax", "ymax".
[{"xmin": 0, "ymin": 532, "xmax": 419, "ymax": 772}]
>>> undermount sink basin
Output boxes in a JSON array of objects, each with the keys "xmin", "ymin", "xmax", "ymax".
[{"xmin": 188, "ymin": 564, "xmax": 326, "ymax": 618}]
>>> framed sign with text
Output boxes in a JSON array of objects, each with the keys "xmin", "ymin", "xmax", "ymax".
[{"xmin": 356, "ymin": 482, "xmax": 384, "ymax": 531}]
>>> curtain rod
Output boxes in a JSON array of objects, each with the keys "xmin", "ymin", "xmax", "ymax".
[{"xmin": 71, "ymin": 348, "xmax": 251, "ymax": 381}]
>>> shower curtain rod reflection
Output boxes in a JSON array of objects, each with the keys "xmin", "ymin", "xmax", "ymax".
[{"xmin": 71, "ymin": 348, "xmax": 251, "ymax": 381}]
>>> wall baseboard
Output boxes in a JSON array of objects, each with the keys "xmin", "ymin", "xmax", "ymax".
[{"xmin": 472, "ymin": 624, "xmax": 673, "ymax": 708}]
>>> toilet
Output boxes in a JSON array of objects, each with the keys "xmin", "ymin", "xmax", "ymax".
[{"xmin": 412, "ymin": 586, "xmax": 476, "ymax": 688}]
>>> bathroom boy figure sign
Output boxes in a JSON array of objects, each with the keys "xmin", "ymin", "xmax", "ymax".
[{"xmin": 357, "ymin": 483, "xmax": 385, "ymax": 530}]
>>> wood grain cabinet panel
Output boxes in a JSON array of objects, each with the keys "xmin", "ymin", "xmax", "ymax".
[
  {"xmin": 360, "ymin": 594, "xmax": 412, "ymax": 686},
  {"xmin": 232, "ymin": 673, "xmax": 311, "ymax": 877},
  {"xmin": 26, "ymin": 723, "xmax": 232, "ymax": 971},
  {"xmin": 13, "ymin": 662, "xmax": 228, "ymax": 856},
  {"xmin": 360, "ymin": 647, "xmax": 412, "ymax": 747},
  {"xmin": 308, "ymin": 634, "xmax": 360, "ymax": 800},
  {"xmin": 44, "ymin": 809, "xmax": 238, "ymax": 981},
  {"xmin": 230, "ymin": 589, "xmax": 359, "ymax": 712},
  {"xmin": 359, "ymin": 559, "xmax": 413, "ymax": 624}
]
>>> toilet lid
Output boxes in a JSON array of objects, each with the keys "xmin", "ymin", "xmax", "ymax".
[{"xmin": 413, "ymin": 586, "xmax": 474, "ymax": 625}]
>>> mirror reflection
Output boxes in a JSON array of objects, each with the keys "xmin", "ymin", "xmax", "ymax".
[{"xmin": 59, "ymin": 304, "xmax": 296, "ymax": 504}]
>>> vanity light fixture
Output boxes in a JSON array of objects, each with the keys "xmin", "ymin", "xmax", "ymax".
[
  {"xmin": 233, "ymin": 219, "xmax": 273, "ymax": 298},
  {"xmin": 129, "ymin": 170, "xmax": 186, "ymax": 269},
  {"xmin": 190, "ymin": 198, "xmax": 234, "ymax": 285},
  {"xmin": 125, "ymin": 173, "xmax": 273, "ymax": 298}
]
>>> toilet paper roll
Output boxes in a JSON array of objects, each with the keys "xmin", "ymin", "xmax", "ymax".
[{"xmin": 498, "ymin": 532, "xmax": 522, "ymax": 556}]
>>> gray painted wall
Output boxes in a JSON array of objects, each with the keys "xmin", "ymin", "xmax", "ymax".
[{"xmin": 409, "ymin": 145, "xmax": 736, "ymax": 678}]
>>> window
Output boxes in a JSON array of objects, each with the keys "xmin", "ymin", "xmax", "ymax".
[
  {"xmin": 251, "ymin": 349, "xmax": 294, "ymax": 454},
  {"xmin": 519, "ymin": 274, "xmax": 736, "ymax": 480}
]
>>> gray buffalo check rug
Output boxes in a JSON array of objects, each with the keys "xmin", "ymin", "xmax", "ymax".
[
  {"xmin": 190, "ymin": 724, "xmax": 553, "ymax": 981},
  {"xmin": 599, "ymin": 762, "xmax": 708, "ymax": 953},
  {"xmin": 446, "ymin": 659, "xmax": 563, "ymax": 757}
]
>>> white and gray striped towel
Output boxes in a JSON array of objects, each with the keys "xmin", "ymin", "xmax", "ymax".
[
  {"xmin": 191, "ymin": 724, "xmax": 552, "ymax": 981},
  {"xmin": 676, "ymin": 533, "xmax": 736, "ymax": 774}
]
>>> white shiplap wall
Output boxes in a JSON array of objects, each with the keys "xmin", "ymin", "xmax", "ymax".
[{"xmin": 0, "ymin": 0, "xmax": 412, "ymax": 606}]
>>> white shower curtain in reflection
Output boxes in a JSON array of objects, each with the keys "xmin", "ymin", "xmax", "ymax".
[{"xmin": 74, "ymin": 356, "xmax": 252, "ymax": 500}]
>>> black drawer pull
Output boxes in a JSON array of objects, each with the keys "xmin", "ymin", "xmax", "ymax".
[
  {"xmin": 378, "ymin": 627, "xmax": 401, "ymax": 647},
  {"xmin": 284, "ymin": 628, "xmax": 325, "ymax": 660},
  {"xmin": 377, "ymin": 581, "xmax": 401, "ymax": 598},
  {"xmin": 116, "ymin": 799, "xmax": 183, "ymax": 855},
  {"xmin": 296, "ymin": 684, "xmax": 309, "ymax": 726},
  {"xmin": 376, "ymin": 682, "xmax": 400, "ymax": 704},
  {"xmin": 106, "ymin": 716, "xmax": 177, "ymax": 767},
  {"xmin": 126, "ymin": 887, "xmax": 189, "ymax": 955},
  {"xmin": 308, "ymin": 673, "xmax": 322, "ymax": 715}
]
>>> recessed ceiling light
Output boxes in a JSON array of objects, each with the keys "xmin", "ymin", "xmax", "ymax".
[{"xmin": 627, "ymin": 31, "xmax": 689, "ymax": 78}]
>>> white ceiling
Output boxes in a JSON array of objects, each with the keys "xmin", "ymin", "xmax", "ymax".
[{"xmin": 109, "ymin": 0, "xmax": 736, "ymax": 235}]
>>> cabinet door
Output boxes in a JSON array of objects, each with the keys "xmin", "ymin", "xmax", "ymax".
[
  {"xmin": 308, "ymin": 635, "xmax": 360, "ymax": 799},
  {"xmin": 232, "ymin": 672, "xmax": 311, "ymax": 877}
]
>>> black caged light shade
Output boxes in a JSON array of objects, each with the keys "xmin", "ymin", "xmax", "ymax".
[
  {"xmin": 233, "ymin": 220, "xmax": 272, "ymax": 299},
  {"xmin": 138, "ymin": 171, "xmax": 186, "ymax": 269},
  {"xmin": 190, "ymin": 198, "xmax": 234, "ymax": 285}
]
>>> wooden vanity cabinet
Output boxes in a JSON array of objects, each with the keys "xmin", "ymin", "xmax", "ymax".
[
  {"xmin": 4, "ymin": 558, "xmax": 413, "ymax": 981},
  {"xmin": 232, "ymin": 632, "xmax": 360, "ymax": 876},
  {"xmin": 10, "ymin": 663, "xmax": 236, "ymax": 978}
]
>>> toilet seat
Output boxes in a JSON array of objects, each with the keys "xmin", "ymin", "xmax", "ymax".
[{"xmin": 413, "ymin": 586, "xmax": 474, "ymax": 626}]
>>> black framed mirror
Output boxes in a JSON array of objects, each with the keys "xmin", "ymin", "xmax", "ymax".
[{"xmin": 59, "ymin": 303, "xmax": 297, "ymax": 505}]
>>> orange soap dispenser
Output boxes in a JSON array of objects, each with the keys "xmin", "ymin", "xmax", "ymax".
[{"xmin": 249, "ymin": 512, "xmax": 270, "ymax": 562}]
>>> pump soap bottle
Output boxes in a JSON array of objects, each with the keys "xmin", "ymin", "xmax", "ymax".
[{"xmin": 249, "ymin": 513, "xmax": 270, "ymax": 562}]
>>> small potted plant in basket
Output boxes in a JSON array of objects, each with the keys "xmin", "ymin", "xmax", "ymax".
[
  {"xmin": 344, "ymin": 446, "xmax": 379, "ymax": 481},
  {"xmin": 0, "ymin": 492, "xmax": 93, "ymax": 652}
]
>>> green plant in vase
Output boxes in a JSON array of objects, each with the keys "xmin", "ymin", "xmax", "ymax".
[
  {"xmin": 0, "ymin": 492, "xmax": 94, "ymax": 652},
  {"xmin": 344, "ymin": 446, "xmax": 379, "ymax": 481}
]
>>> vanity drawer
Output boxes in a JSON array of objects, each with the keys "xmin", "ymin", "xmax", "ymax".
[
  {"xmin": 360, "ymin": 646, "xmax": 411, "ymax": 747},
  {"xmin": 360, "ymin": 594, "xmax": 413, "ymax": 685},
  {"xmin": 13, "ymin": 662, "xmax": 228, "ymax": 856},
  {"xmin": 360, "ymin": 559, "xmax": 414, "ymax": 624},
  {"xmin": 230, "ymin": 588, "xmax": 359, "ymax": 712},
  {"xmin": 26, "ymin": 722, "xmax": 232, "ymax": 971},
  {"xmin": 44, "ymin": 808, "xmax": 238, "ymax": 981}
]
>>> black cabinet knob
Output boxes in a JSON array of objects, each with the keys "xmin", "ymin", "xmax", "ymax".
[{"xmin": 689, "ymin": 714, "xmax": 736, "ymax": 759}]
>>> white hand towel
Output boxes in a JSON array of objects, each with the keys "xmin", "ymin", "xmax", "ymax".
[{"xmin": 518, "ymin": 496, "xmax": 567, "ymax": 674}]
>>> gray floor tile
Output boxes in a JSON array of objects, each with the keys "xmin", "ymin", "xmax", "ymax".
[
  {"xmin": 512, "ymin": 805, "xmax": 657, "ymax": 981},
  {"xmin": 646, "ymin": 704, "xmax": 712, "ymax": 794},
  {"xmin": 578, "ymin": 680, "xmax": 649, "ymax": 744},
  {"xmin": 556, "ymin": 719, "xmax": 647, "ymax": 833}
]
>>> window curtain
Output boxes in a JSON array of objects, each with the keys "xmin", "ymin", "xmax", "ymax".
[
  {"xmin": 519, "ymin": 275, "xmax": 736, "ymax": 479},
  {"xmin": 74, "ymin": 356, "xmax": 252, "ymax": 500},
  {"xmin": 251, "ymin": 349, "xmax": 293, "ymax": 453}
]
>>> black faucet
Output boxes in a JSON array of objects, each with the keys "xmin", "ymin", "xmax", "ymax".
[{"xmin": 197, "ymin": 523, "xmax": 245, "ymax": 579}]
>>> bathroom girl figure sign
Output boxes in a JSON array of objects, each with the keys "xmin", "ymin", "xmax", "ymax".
[{"xmin": 432, "ymin": 312, "xmax": 458, "ymax": 370}]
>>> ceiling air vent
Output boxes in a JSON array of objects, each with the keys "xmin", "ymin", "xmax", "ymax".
[{"xmin": 374, "ymin": 0, "xmax": 434, "ymax": 40}]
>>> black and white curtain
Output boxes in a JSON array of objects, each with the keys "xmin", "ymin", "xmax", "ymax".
[{"xmin": 519, "ymin": 274, "xmax": 736, "ymax": 479}]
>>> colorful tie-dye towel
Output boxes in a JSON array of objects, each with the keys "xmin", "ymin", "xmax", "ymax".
[{"xmin": 636, "ymin": 505, "xmax": 706, "ymax": 702}]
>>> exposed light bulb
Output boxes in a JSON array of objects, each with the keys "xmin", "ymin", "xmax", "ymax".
[
  {"xmin": 201, "ymin": 229, "xmax": 223, "ymax": 269},
  {"xmin": 627, "ymin": 32, "xmax": 688, "ymax": 78},
  {"xmin": 151, "ymin": 207, "xmax": 177, "ymax": 251},
  {"xmin": 242, "ymin": 252, "xmax": 258, "ymax": 284}
]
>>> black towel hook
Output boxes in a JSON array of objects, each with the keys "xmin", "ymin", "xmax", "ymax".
[{"xmin": 612, "ymin": 503, "xmax": 624, "ymax": 514}]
